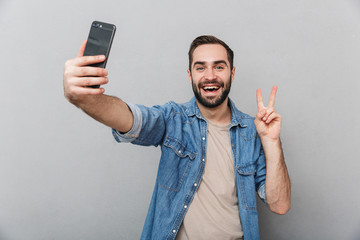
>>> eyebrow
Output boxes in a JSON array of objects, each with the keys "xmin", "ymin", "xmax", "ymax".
[{"xmin": 193, "ymin": 60, "xmax": 228, "ymax": 67}]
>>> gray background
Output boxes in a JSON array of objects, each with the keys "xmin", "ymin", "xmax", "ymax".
[{"xmin": 0, "ymin": 0, "xmax": 359, "ymax": 239}]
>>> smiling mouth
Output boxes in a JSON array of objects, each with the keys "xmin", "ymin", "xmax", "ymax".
[{"xmin": 203, "ymin": 86, "xmax": 220, "ymax": 92}]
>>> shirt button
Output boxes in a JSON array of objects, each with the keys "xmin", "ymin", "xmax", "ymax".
[
  {"xmin": 172, "ymin": 230, "xmax": 176, "ymax": 233},
  {"xmin": 202, "ymin": 158, "xmax": 205, "ymax": 162},
  {"xmin": 184, "ymin": 205, "xmax": 187, "ymax": 209},
  {"xmin": 178, "ymin": 150, "xmax": 182, "ymax": 153},
  {"xmin": 202, "ymin": 137, "xmax": 205, "ymax": 141},
  {"xmin": 194, "ymin": 183, "xmax": 197, "ymax": 187}
]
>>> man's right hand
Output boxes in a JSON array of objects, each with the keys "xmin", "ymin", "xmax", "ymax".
[
  {"xmin": 63, "ymin": 41, "xmax": 134, "ymax": 133},
  {"xmin": 63, "ymin": 41, "xmax": 109, "ymax": 104}
]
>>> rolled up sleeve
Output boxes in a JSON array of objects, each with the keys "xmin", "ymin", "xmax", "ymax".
[{"xmin": 112, "ymin": 102, "xmax": 143, "ymax": 143}]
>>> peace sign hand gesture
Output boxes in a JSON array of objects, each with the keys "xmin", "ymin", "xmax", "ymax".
[{"xmin": 254, "ymin": 86, "xmax": 282, "ymax": 142}]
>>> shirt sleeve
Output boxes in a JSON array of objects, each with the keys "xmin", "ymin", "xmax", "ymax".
[
  {"xmin": 111, "ymin": 102, "xmax": 168, "ymax": 147},
  {"xmin": 112, "ymin": 102, "xmax": 143, "ymax": 143},
  {"xmin": 255, "ymin": 137, "xmax": 267, "ymax": 204}
]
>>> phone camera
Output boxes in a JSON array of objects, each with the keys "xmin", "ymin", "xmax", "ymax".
[{"xmin": 92, "ymin": 23, "xmax": 101, "ymax": 28}]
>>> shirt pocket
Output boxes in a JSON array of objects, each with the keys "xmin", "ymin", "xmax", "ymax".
[
  {"xmin": 159, "ymin": 136, "xmax": 197, "ymax": 192},
  {"xmin": 236, "ymin": 163, "xmax": 257, "ymax": 210}
]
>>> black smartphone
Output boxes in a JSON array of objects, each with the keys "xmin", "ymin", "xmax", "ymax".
[{"xmin": 83, "ymin": 21, "xmax": 116, "ymax": 88}]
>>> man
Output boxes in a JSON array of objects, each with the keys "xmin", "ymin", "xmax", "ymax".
[{"xmin": 63, "ymin": 35, "xmax": 291, "ymax": 240}]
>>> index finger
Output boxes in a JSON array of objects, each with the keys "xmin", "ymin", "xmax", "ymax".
[
  {"xmin": 268, "ymin": 85, "xmax": 278, "ymax": 108},
  {"xmin": 67, "ymin": 55, "xmax": 106, "ymax": 67},
  {"xmin": 256, "ymin": 88, "xmax": 264, "ymax": 110}
]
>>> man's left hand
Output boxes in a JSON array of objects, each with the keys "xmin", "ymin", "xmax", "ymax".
[{"xmin": 254, "ymin": 86, "xmax": 281, "ymax": 142}]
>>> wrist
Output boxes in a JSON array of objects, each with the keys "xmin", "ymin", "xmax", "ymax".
[
  {"xmin": 260, "ymin": 136, "xmax": 282, "ymax": 150},
  {"xmin": 69, "ymin": 95, "xmax": 97, "ymax": 109}
]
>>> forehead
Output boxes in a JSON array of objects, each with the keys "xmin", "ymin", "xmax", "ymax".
[{"xmin": 192, "ymin": 44, "xmax": 228, "ymax": 64}]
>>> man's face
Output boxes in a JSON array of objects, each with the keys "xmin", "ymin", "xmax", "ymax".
[{"xmin": 188, "ymin": 44, "xmax": 235, "ymax": 109}]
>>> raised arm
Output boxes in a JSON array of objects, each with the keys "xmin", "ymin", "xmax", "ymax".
[
  {"xmin": 254, "ymin": 86, "xmax": 291, "ymax": 215},
  {"xmin": 63, "ymin": 41, "xmax": 133, "ymax": 133}
]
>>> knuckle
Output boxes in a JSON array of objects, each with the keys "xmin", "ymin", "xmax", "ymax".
[
  {"xmin": 94, "ymin": 68, "xmax": 101, "ymax": 76},
  {"xmin": 66, "ymin": 87, "xmax": 76, "ymax": 99},
  {"xmin": 64, "ymin": 69, "xmax": 72, "ymax": 78},
  {"xmin": 65, "ymin": 78, "xmax": 78, "ymax": 90},
  {"xmin": 81, "ymin": 78, "xmax": 90, "ymax": 86},
  {"xmin": 63, "ymin": 77, "xmax": 72, "ymax": 88},
  {"xmin": 80, "ymin": 67, "xmax": 88, "ymax": 76},
  {"xmin": 95, "ymin": 55, "xmax": 102, "ymax": 62},
  {"xmin": 65, "ymin": 59, "xmax": 72, "ymax": 67},
  {"xmin": 98, "ymin": 68, "xmax": 106, "ymax": 76},
  {"xmin": 85, "ymin": 56, "xmax": 96, "ymax": 64}
]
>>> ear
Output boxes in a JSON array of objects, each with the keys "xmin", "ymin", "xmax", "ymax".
[
  {"xmin": 231, "ymin": 66, "xmax": 236, "ymax": 82},
  {"xmin": 187, "ymin": 69, "xmax": 192, "ymax": 83}
]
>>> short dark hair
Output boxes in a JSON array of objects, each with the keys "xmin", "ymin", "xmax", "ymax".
[{"xmin": 188, "ymin": 35, "xmax": 234, "ymax": 71}]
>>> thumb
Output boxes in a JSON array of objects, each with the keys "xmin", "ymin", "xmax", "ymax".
[{"xmin": 77, "ymin": 40, "xmax": 87, "ymax": 57}]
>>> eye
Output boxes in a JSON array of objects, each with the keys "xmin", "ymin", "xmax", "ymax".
[
  {"xmin": 215, "ymin": 65, "xmax": 224, "ymax": 70},
  {"xmin": 196, "ymin": 66, "xmax": 205, "ymax": 71}
]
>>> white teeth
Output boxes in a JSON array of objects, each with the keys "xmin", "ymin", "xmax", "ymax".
[{"xmin": 203, "ymin": 86, "xmax": 219, "ymax": 90}]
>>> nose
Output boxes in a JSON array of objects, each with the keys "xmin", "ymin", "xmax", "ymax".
[{"xmin": 204, "ymin": 68, "xmax": 216, "ymax": 80}]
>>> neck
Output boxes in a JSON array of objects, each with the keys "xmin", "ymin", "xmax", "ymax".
[{"xmin": 196, "ymin": 98, "xmax": 232, "ymax": 125}]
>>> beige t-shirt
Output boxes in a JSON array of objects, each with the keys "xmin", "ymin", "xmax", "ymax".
[{"xmin": 176, "ymin": 119, "xmax": 243, "ymax": 240}]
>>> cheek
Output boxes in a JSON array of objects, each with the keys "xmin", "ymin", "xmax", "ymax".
[{"xmin": 191, "ymin": 74, "xmax": 202, "ymax": 84}]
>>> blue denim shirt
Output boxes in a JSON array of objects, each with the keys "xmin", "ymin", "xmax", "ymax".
[{"xmin": 112, "ymin": 97, "xmax": 266, "ymax": 240}]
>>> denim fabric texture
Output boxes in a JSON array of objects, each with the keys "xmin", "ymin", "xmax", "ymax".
[{"xmin": 112, "ymin": 97, "xmax": 267, "ymax": 240}]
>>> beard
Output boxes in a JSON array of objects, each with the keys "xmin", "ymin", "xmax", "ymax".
[{"xmin": 191, "ymin": 75, "xmax": 232, "ymax": 108}]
